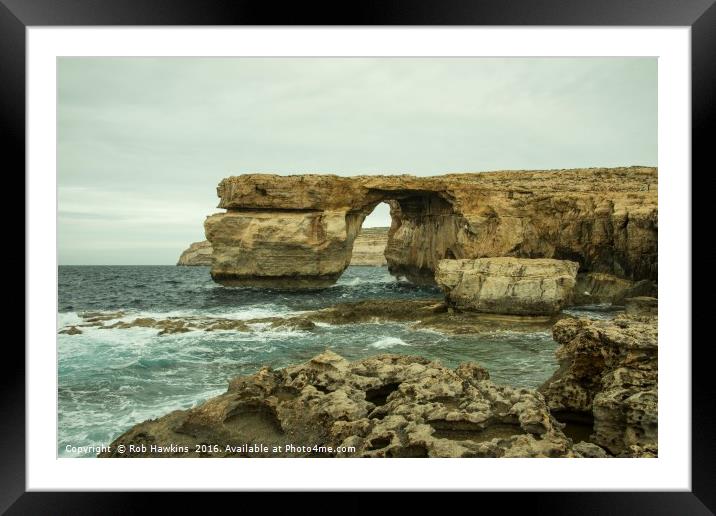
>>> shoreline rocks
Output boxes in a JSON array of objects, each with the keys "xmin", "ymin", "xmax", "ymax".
[
  {"xmin": 204, "ymin": 167, "xmax": 657, "ymax": 289},
  {"xmin": 435, "ymin": 258, "xmax": 579, "ymax": 315},
  {"xmin": 59, "ymin": 298, "xmax": 561, "ymax": 336},
  {"xmin": 572, "ymin": 272, "xmax": 657, "ymax": 306},
  {"xmin": 539, "ymin": 305, "xmax": 657, "ymax": 457},
  {"xmin": 100, "ymin": 351, "xmax": 584, "ymax": 458}
]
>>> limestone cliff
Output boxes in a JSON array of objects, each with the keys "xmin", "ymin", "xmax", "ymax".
[
  {"xmin": 204, "ymin": 167, "xmax": 657, "ymax": 288},
  {"xmin": 176, "ymin": 240, "xmax": 213, "ymax": 266},
  {"xmin": 177, "ymin": 228, "xmax": 389, "ymax": 268},
  {"xmin": 350, "ymin": 227, "xmax": 388, "ymax": 266}
]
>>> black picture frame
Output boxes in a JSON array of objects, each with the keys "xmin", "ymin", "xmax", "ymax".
[{"xmin": 5, "ymin": 0, "xmax": 712, "ymax": 512}]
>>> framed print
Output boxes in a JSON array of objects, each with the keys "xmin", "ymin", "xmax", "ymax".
[{"xmin": 5, "ymin": 0, "xmax": 713, "ymax": 512}]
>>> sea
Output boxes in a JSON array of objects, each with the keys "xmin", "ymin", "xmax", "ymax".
[{"xmin": 58, "ymin": 265, "xmax": 618, "ymax": 457}]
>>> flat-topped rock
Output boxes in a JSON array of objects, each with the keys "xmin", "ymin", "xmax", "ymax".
[
  {"xmin": 205, "ymin": 167, "xmax": 657, "ymax": 288},
  {"xmin": 435, "ymin": 257, "xmax": 579, "ymax": 315}
]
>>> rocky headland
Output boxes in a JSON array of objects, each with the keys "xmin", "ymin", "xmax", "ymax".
[
  {"xmin": 79, "ymin": 167, "xmax": 658, "ymax": 459},
  {"xmin": 203, "ymin": 167, "xmax": 656, "ymax": 288},
  {"xmin": 176, "ymin": 240, "xmax": 213, "ymax": 266}
]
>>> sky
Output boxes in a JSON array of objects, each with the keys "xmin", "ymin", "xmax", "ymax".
[{"xmin": 58, "ymin": 57, "xmax": 657, "ymax": 265}]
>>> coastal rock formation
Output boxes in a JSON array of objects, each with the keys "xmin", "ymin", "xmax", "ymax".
[
  {"xmin": 572, "ymin": 272, "xmax": 657, "ymax": 306},
  {"xmin": 350, "ymin": 227, "xmax": 389, "ymax": 266},
  {"xmin": 100, "ymin": 351, "xmax": 581, "ymax": 458},
  {"xmin": 540, "ymin": 307, "xmax": 658, "ymax": 457},
  {"xmin": 435, "ymin": 258, "xmax": 579, "ymax": 315},
  {"xmin": 176, "ymin": 240, "xmax": 213, "ymax": 266},
  {"xmin": 177, "ymin": 227, "xmax": 388, "ymax": 268},
  {"xmin": 60, "ymin": 299, "xmax": 559, "ymax": 337},
  {"xmin": 204, "ymin": 167, "xmax": 657, "ymax": 288}
]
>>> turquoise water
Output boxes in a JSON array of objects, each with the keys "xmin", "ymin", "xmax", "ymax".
[{"xmin": 58, "ymin": 265, "xmax": 613, "ymax": 457}]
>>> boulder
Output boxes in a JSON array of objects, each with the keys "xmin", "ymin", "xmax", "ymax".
[{"xmin": 435, "ymin": 257, "xmax": 579, "ymax": 315}]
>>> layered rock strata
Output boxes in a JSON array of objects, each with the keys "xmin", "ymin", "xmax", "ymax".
[
  {"xmin": 100, "ymin": 351, "xmax": 587, "ymax": 458},
  {"xmin": 540, "ymin": 305, "xmax": 658, "ymax": 457},
  {"xmin": 178, "ymin": 226, "xmax": 389, "ymax": 268},
  {"xmin": 204, "ymin": 167, "xmax": 657, "ymax": 288},
  {"xmin": 350, "ymin": 227, "xmax": 389, "ymax": 266},
  {"xmin": 435, "ymin": 258, "xmax": 579, "ymax": 315},
  {"xmin": 176, "ymin": 240, "xmax": 213, "ymax": 266}
]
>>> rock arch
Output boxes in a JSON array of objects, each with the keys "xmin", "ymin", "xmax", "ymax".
[{"xmin": 203, "ymin": 167, "xmax": 657, "ymax": 289}]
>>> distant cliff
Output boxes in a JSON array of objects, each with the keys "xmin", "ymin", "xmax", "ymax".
[
  {"xmin": 177, "ymin": 227, "xmax": 389, "ymax": 267},
  {"xmin": 349, "ymin": 227, "xmax": 388, "ymax": 266},
  {"xmin": 176, "ymin": 240, "xmax": 213, "ymax": 266}
]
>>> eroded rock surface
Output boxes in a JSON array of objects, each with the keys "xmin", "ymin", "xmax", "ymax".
[
  {"xmin": 572, "ymin": 272, "xmax": 657, "ymax": 306},
  {"xmin": 100, "ymin": 351, "xmax": 579, "ymax": 458},
  {"xmin": 540, "ymin": 309, "xmax": 657, "ymax": 457},
  {"xmin": 178, "ymin": 227, "xmax": 388, "ymax": 268},
  {"xmin": 59, "ymin": 299, "xmax": 558, "ymax": 336},
  {"xmin": 176, "ymin": 240, "xmax": 213, "ymax": 266},
  {"xmin": 435, "ymin": 258, "xmax": 579, "ymax": 315},
  {"xmin": 204, "ymin": 167, "xmax": 657, "ymax": 288}
]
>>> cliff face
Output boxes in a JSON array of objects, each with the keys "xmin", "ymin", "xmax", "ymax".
[
  {"xmin": 176, "ymin": 241, "xmax": 213, "ymax": 266},
  {"xmin": 350, "ymin": 227, "xmax": 388, "ymax": 266},
  {"xmin": 178, "ymin": 227, "xmax": 389, "ymax": 268},
  {"xmin": 204, "ymin": 167, "xmax": 657, "ymax": 288}
]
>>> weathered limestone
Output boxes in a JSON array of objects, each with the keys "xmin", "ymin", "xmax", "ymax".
[
  {"xmin": 540, "ymin": 310, "xmax": 658, "ymax": 457},
  {"xmin": 177, "ymin": 227, "xmax": 388, "ymax": 268},
  {"xmin": 350, "ymin": 227, "xmax": 389, "ymax": 266},
  {"xmin": 624, "ymin": 296, "xmax": 658, "ymax": 318},
  {"xmin": 60, "ymin": 298, "xmax": 560, "ymax": 337},
  {"xmin": 435, "ymin": 258, "xmax": 579, "ymax": 315},
  {"xmin": 100, "ymin": 351, "xmax": 581, "ymax": 458},
  {"xmin": 204, "ymin": 167, "xmax": 657, "ymax": 288},
  {"xmin": 572, "ymin": 272, "xmax": 657, "ymax": 306},
  {"xmin": 176, "ymin": 240, "xmax": 213, "ymax": 266}
]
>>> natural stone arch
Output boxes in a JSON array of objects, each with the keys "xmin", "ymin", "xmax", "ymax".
[{"xmin": 203, "ymin": 168, "xmax": 657, "ymax": 289}]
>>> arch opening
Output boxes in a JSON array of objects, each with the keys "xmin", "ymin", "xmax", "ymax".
[{"xmin": 345, "ymin": 189, "xmax": 463, "ymax": 285}]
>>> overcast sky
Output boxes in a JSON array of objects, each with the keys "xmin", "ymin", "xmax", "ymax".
[{"xmin": 58, "ymin": 57, "xmax": 657, "ymax": 265}]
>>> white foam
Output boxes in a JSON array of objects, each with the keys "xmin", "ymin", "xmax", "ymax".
[{"xmin": 368, "ymin": 336, "xmax": 411, "ymax": 349}]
